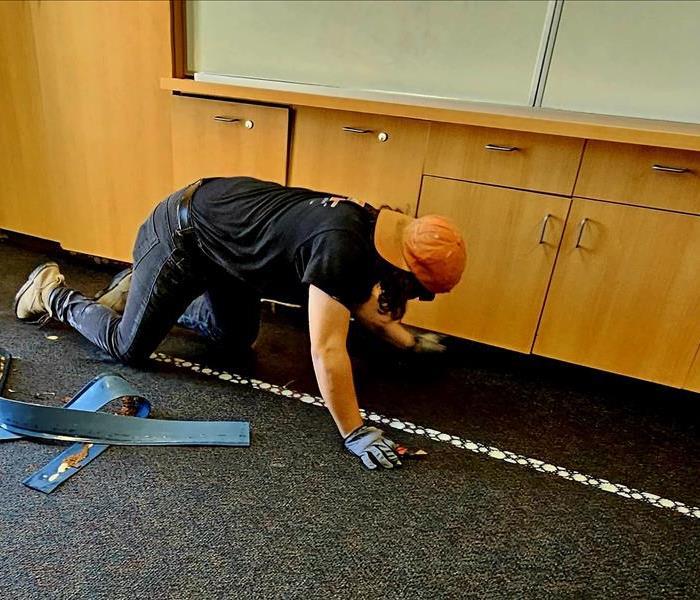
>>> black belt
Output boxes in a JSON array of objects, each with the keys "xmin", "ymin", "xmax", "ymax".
[{"xmin": 175, "ymin": 179, "xmax": 203, "ymax": 241}]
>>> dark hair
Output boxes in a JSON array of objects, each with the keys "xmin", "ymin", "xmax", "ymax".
[
  {"xmin": 375, "ymin": 258, "xmax": 426, "ymax": 320},
  {"xmin": 365, "ymin": 204, "xmax": 434, "ymax": 321}
]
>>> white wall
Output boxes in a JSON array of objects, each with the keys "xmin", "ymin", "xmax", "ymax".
[
  {"xmin": 188, "ymin": 0, "xmax": 700, "ymax": 124},
  {"xmin": 187, "ymin": 0, "xmax": 550, "ymax": 105},
  {"xmin": 542, "ymin": 1, "xmax": 700, "ymax": 123}
]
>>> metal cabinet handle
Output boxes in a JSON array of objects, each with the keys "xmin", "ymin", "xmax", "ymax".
[
  {"xmin": 343, "ymin": 127, "xmax": 372, "ymax": 134},
  {"xmin": 574, "ymin": 218, "xmax": 589, "ymax": 248},
  {"xmin": 485, "ymin": 144, "xmax": 519, "ymax": 152},
  {"xmin": 343, "ymin": 126, "xmax": 389, "ymax": 142},
  {"xmin": 538, "ymin": 214, "xmax": 551, "ymax": 244},
  {"xmin": 652, "ymin": 164, "xmax": 689, "ymax": 174},
  {"xmin": 213, "ymin": 116, "xmax": 255, "ymax": 129}
]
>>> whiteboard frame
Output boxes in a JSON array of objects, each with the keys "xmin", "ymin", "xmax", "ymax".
[{"xmin": 528, "ymin": 0, "xmax": 565, "ymax": 107}]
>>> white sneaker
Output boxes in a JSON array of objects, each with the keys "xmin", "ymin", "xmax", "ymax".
[
  {"xmin": 14, "ymin": 262, "xmax": 65, "ymax": 321},
  {"xmin": 94, "ymin": 269, "xmax": 132, "ymax": 314}
]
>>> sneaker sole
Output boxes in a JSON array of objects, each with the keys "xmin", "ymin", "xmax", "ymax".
[{"xmin": 13, "ymin": 262, "xmax": 59, "ymax": 321}]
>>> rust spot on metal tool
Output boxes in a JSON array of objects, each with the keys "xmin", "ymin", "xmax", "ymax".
[
  {"xmin": 117, "ymin": 396, "xmax": 139, "ymax": 416},
  {"xmin": 63, "ymin": 443, "xmax": 92, "ymax": 469}
]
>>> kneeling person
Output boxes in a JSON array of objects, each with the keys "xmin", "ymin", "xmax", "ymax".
[{"xmin": 15, "ymin": 177, "xmax": 466, "ymax": 470}]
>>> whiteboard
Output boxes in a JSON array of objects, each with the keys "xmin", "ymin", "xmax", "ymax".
[
  {"xmin": 542, "ymin": 1, "xmax": 700, "ymax": 124},
  {"xmin": 187, "ymin": 0, "xmax": 551, "ymax": 106}
]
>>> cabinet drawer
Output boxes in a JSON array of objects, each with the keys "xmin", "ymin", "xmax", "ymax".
[
  {"xmin": 575, "ymin": 141, "xmax": 700, "ymax": 214},
  {"xmin": 424, "ymin": 123, "xmax": 584, "ymax": 195},
  {"xmin": 289, "ymin": 107, "xmax": 429, "ymax": 215},
  {"xmin": 404, "ymin": 177, "xmax": 570, "ymax": 352},
  {"xmin": 171, "ymin": 95, "xmax": 289, "ymax": 188}
]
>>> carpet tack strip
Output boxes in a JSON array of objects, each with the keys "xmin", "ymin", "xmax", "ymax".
[{"xmin": 151, "ymin": 352, "xmax": 700, "ymax": 520}]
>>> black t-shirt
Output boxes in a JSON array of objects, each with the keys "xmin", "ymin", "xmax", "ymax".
[{"xmin": 190, "ymin": 177, "xmax": 376, "ymax": 308}]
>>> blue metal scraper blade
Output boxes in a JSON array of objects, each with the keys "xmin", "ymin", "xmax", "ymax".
[
  {"xmin": 0, "ymin": 347, "xmax": 250, "ymax": 493},
  {"xmin": 21, "ymin": 373, "xmax": 152, "ymax": 493},
  {"xmin": 0, "ymin": 397, "xmax": 250, "ymax": 446}
]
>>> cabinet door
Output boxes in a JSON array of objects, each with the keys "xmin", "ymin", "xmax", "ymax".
[
  {"xmin": 0, "ymin": 2, "xmax": 56, "ymax": 241},
  {"xmin": 22, "ymin": 0, "xmax": 173, "ymax": 261},
  {"xmin": 171, "ymin": 95, "xmax": 289, "ymax": 188},
  {"xmin": 288, "ymin": 107, "xmax": 429, "ymax": 215},
  {"xmin": 404, "ymin": 177, "xmax": 570, "ymax": 353},
  {"xmin": 534, "ymin": 199, "xmax": 700, "ymax": 387},
  {"xmin": 684, "ymin": 352, "xmax": 700, "ymax": 393}
]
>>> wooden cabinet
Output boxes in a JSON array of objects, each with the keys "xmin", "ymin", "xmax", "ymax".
[
  {"xmin": 1, "ymin": 0, "xmax": 173, "ymax": 261},
  {"xmin": 171, "ymin": 95, "xmax": 289, "ymax": 188},
  {"xmin": 684, "ymin": 352, "xmax": 700, "ymax": 393},
  {"xmin": 534, "ymin": 199, "xmax": 700, "ymax": 387},
  {"xmin": 404, "ymin": 177, "xmax": 570, "ymax": 353},
  {"xmin": 576, "ymin": 141, "xmax": 700, "ymax": 214},
  {"xmin": 424, "ymin": 123, "xmax": 584, "ymax": 196},
  {"xmin": 289, "ymin": 107, "xmax": 430, "ymax": 215}
]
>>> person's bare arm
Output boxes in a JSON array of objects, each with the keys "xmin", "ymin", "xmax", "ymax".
[
  {"xmin": 353, "ymin": 288, "xmax": 415, "ymax": 349},
  {"xmin": 308, "ymin": 284, "xmax": 364, "ymax": 437},
  {"xmin": 354, "ymin": 288, "xmax": 447, "ymax": 353},
  {"xmin": 308, "ymin": 285, "xmax": 402, "ymax": 469}
]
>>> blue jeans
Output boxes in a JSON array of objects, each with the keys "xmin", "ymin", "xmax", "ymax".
[{"xmin": 50, "ymin": 186, "xmax": 261, "ymax": 365}]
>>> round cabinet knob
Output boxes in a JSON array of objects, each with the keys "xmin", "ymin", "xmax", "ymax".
[
  {"xmin": 377, "ymin": 131, "xmax": 389, "ymax": 143},
  {"xmin": 244, "ymin": 119, "xmax": 255, "ymax": 129}
]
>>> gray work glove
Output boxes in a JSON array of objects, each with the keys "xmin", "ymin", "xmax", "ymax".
[
  {"xmin": 412, "ymin": 332, "xmax": 447, "ymax": 353},
  {"xmin": 344, "ymin": 425, "xmax": 402, "ymax": 470}
]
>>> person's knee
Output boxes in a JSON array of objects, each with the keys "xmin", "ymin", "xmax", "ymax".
[
  {"xmin": 109, "ymin": 345, "xmax": 149, "ymax": 367},
  {"xmin": 107, "ymin": 324, "xmax": 153, "ymax": 366}
]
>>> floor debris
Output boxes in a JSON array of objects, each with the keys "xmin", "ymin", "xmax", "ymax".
[{"xmin": 395, "ymin": 445, "xmax": 428, "ymax": 459}]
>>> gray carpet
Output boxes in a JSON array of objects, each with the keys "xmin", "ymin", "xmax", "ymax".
[{"xmin": 0, "ymin": 236, "xmax": 698, "ymax": 599}]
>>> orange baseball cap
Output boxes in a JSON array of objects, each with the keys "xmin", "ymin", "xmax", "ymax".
[{"xmin": 374, "ymin": 209, "xmax": 466, "ymax": 293}]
